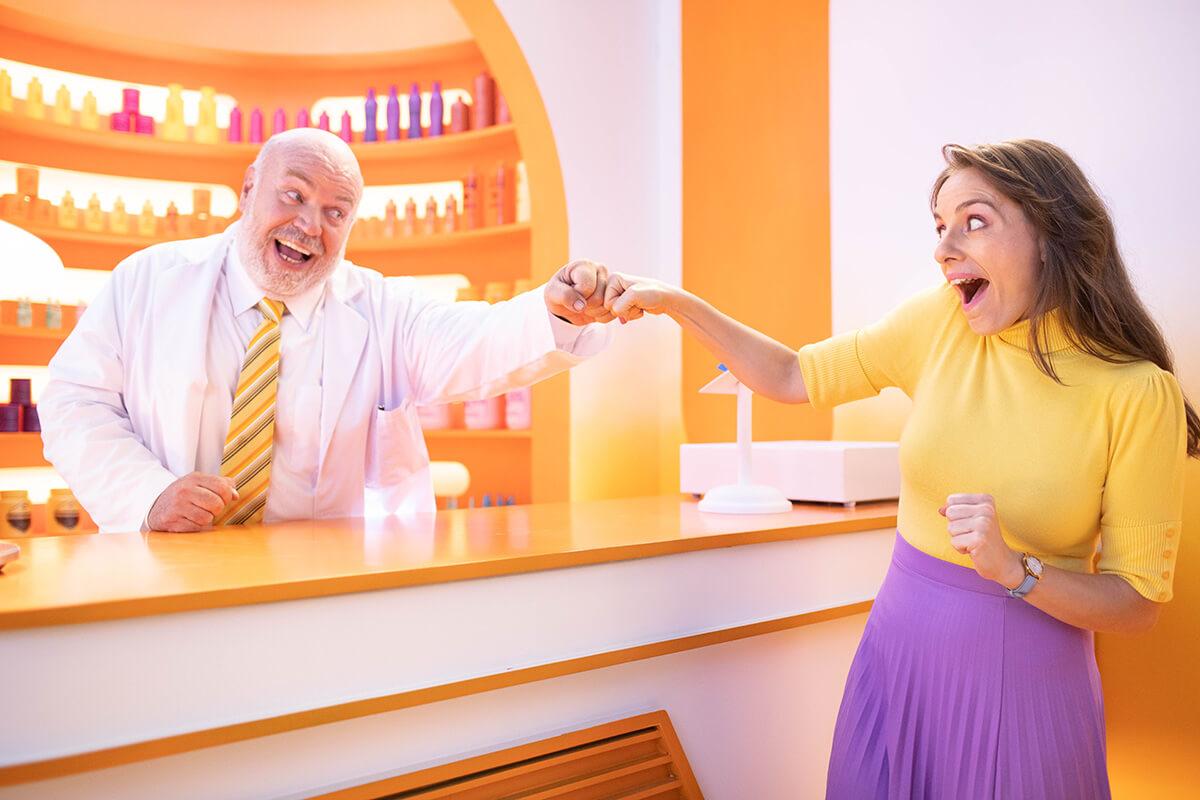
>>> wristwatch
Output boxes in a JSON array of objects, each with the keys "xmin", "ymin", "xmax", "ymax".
[{"xmin": 1007, "ymin": 553, "xmax": 1044, "ymax": 599}]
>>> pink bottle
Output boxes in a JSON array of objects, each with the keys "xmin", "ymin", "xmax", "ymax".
[
  {"xmin": 472, "ymin": 72, "xmax": 495, "ymax": 130},
  {"xmin": 249, "ymin": 108, "xmax": 264, "ymax": 143},
  {"xmin": 505, "ymin": 387, "xmax": 531, "ymax": 430},
  {"xmin": 465, "ymin": 396, "xmax": 504, "ymax": 430},
  {"xmin": 450, "ymin": 98, "xmax": 469, "ymax": 133},
  {"xmin": 496, "ymin": 92, "xmax": 511, "ymax": 124},
  {"xmin": 110, "ymin": 111, "xmax": 132, "ymax": 132},
  {"xmin": 228, "ymin": 106, "xmax": 244, "ymax": 142},
  {"xmin": 273, "ymin": 108, "xmax": 287, "ymax": 135},
  {"xmin": 135, "ymin": 114, "xmax": 155, "ymax": 135},
  {"xmin": 296, "ymin": 108, "xmax": 310, "ymax": 128},
  {"xmin": 122, "ymin": 88, "xmax": 140, "ymax": 115},
  {"xmin": 339, "ymin": 111, "xmax": 353, "ymax": 142},
  {"xmin": 317, "ymin": 111, "xmax": 330, "ymax": 131}
]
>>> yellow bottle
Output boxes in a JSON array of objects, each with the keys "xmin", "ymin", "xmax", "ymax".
[
  {"xmin": 25, "ymin": 76, "xmax": 45, "ymax": 119},
  {"xmin": 110, "ymin": 197, "xmax": 129, "ymax": 234},
  {"xmin": 137, "ymin": 200, "xmax": 158, "ymax": 237},
  {"xmin": 424, "ymin": 196, "xmax": 438, "ymax": 235},
  {"xmin": 403, "ymin": 197, "xmax": 417, "ymax": 236},
  {"xmin": 53, "ymin": 84, "xmax": 72, "ymax": 124},
  {"xmin": 162, "ymin": 83, "xmax": 187, "ymax": 141},
  {"xmin": 195, "ymin": 86, "xmax": 218, "ymax": 143},
  {"xmin": 383, "ymin": 199, "xmax": 398, "ymax": 237},
  {"xmin": 58, "ymin": 190, "xmax": 78, "ymax": 228},
  {"xmin": 0, "ymin": 69, "xmax": 12, "ymax": 112},
  {"xmin": 80, "ymin": 91, "xmax": 99, "ymax": 130},
  {"xmin": 84, "ymin": 193, "xmax": 105, "ymax": 232}
]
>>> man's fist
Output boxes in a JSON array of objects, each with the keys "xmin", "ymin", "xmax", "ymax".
[
  {"xmin": 544, "ymin": 259, "xmax": 616, "ymax": 325},
  {"xmin": 147, "ymin": 472, "xmax": 238, "ymax": 532}
]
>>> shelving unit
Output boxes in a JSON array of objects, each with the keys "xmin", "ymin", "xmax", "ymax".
[
  {"xmin": 0, "ymin": 7, "xmax": 570, "ymax": 530},
  {"xmin": 0, "ymin": 107, "xmax": 520, "ymax": 186}
]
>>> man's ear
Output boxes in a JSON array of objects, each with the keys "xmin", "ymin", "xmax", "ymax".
[{"xmin": 239, "ymin": 165, "xmax": 256, "ymax": 214}]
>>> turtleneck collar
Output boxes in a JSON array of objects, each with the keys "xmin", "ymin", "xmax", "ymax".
[{"xmin": 994, "ymin": 307, "xmax": 1079, "ymax": 354}]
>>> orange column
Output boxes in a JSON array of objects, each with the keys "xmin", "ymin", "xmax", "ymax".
[{"xmin": 682, "ymin": 0, "xmax": 832, "ymax": 443}]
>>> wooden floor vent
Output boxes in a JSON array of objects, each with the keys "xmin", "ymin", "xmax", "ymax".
[{"xmin": 317, "ymin": 710, "xmax": 704, "ymax": 800}]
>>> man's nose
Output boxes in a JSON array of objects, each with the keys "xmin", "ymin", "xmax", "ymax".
[{"xmin": 295, "ymin": 210, "xmax": 321, "ymax": 238}]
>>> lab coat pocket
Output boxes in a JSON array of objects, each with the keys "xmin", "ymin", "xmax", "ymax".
[{"xmin": 366, "ymin": 405, "xmax": 429, "ymax": 489}]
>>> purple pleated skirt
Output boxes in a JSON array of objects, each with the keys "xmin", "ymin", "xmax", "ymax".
[{"xmin": 826, "ymin": 532, "xmax": 1110, "ymax": 799}]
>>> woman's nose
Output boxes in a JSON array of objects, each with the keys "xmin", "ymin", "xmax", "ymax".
[{"xmin": 934, "ymin": 230, "xmax": 960, "ymax": 265}]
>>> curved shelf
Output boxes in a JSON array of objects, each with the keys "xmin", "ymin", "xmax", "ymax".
[
  {"xmin": 1, "ymin": 109, "xmax": 519, "ymax": 187},
  {"xmin": 0, "ymin": 433, "xmax": 49, "ymax": 468},
  {"xmin": 5, "ymin": 218, "xmax": 531, "ymax": 280}
]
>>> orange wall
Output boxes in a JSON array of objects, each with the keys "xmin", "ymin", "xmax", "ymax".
[{"xmin": 682, "ymin": 0, "xmax": 832, "ymax": 444}]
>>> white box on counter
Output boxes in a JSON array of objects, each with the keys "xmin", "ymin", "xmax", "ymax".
[{"xmin": 680, "ymin": 440, "xmax": 900, "ymax": 506}]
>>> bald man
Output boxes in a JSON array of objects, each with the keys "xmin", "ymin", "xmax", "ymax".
[{"xmin": 41, "ymin": 129, "xmax": 616, "ymax": 532}]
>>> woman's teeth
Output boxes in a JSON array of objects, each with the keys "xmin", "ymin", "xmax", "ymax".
[{"xmin": 952, "ymin": 277, "xmax": 988, "ymax": 306}]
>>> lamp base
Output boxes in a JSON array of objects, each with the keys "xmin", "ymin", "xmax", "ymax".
[{"xmin": 697, "ymin": 483, "xmax": 793, "ymax": 515}]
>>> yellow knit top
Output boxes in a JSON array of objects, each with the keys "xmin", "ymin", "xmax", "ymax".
[{"xmin": 798, "ymin": 283, "xmax": 1186, "ymax": 602}]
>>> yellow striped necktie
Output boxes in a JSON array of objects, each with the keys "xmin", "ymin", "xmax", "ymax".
[{"xmin": 214, "ymin": 298, "xmax": 286, "ymax": 526}]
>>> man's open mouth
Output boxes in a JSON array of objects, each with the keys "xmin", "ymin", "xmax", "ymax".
[{"xmin": 274, "ymin": 239, "xmax": 315, "ymax": 265}]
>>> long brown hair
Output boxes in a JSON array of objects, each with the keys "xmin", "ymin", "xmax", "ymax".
[{"xmin": 932, "ymin": 139, "xmax": 1199, "ymax": 458}]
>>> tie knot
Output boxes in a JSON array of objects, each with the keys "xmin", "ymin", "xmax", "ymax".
[{"xmin": 258, "ymin": 298, "xmax": 286, "ymax": 324}]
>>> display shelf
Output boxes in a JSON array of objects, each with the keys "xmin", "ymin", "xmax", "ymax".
[
  {"xmin": 0, "ymin": 433, "xmax": 48, "ymax": 468},
  {"xmin": 1, "ymin": 107, "xmax": 519, "ymax": 187},
  {"xmin": 424, "ymin": 428, "xmax": 531, "ymax": 440},
  {"xmin": 10, "ymin": 503, "xmax": 97, "ymax": 537},
  {"xmin": 0, "ymin": 302, "xmax": 76, "ymax": 366},
  {"xmin": 6, "ymin": 217, "xmax": 530, "ymax": 275}
]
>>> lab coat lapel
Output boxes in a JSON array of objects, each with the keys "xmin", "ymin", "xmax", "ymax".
[
  {"xmin": 155, "ymin": 226, "xmax": 233, "ymax": 474},
  {"xmin": 318, "ymin": 264, "xmax": 368, "ymax": 474}
]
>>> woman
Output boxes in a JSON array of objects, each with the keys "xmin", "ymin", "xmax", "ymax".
[{"xmin": 603, "ymin": 140, "xmax": 1195, "ymax": 798}]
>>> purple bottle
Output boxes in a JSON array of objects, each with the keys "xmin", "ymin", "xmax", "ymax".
[
  {"xmin": 228, "ymin": 106, "xmax": 243, "ymax": 142},
  {"xmin": 339, "ymin": 111, "xmax": 353, "ymax": 143},
  {"xmin": 429, "ymin": 81, "xmax": 444, "ymax": 137},
  {"xmin": 249, "ymin": 108, "xmax": 264, "ymax": 143},
  {"xmin": 408, "ymin": 83, "xmax": 422, "ymax": 139},
  {"xmin": 273, "ymin": 108, "xmax": 287, "ymax": 135},
  {"xmin": 297, "ymin": 108, "xmax": 310, "ymax": 128},
  {"xmin": 317, "ymin": 111, "xmax": 330, "ymax": 131},
  {"xmin": 386, "ymin": 85, "xmax": 400, "ymax": 141},
  {"xmin": 363, "ymin": 88, "xmax": 378, "ymax": 142}
]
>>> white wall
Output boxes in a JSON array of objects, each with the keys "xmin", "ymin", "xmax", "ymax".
[
  {"xmin": 830, "ymin": 0, "xmax": 1200, "ymax": 392},
  {"xmin": 496, "ymin": 0, "xmax": 685, "ymax": 497}
]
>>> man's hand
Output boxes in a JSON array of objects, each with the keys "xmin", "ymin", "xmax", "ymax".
[
  {"xmin": 603, "ymin": 273, "xmax": 678, "ymax": 323},
  {"xmin": 939, "ymin": 493, "xmax": 1025, "ymax": 588},
  {"xmin": 544, "ymin": 259, "xmax": 616, "ymax": 325},
  {"xmin": 147, "ymin": 472, "xmax": 238, "ymax": 532}
]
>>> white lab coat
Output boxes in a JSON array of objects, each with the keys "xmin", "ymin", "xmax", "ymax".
[{"xmin": 40, "ymin": 224, "xmax": 606, "ymax": 532}]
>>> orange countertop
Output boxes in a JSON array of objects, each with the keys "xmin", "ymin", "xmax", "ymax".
[{"xmin": 0, "ymin": 495, "xmax": 897, "ymax": 630}]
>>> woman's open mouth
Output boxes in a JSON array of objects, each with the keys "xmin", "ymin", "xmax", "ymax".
[
  {"xmin": 274, "ymin": 238, "xmax": 315, "ymax": 266},
  {"xmin": 952, "ymin": 277, "xmax": 989, "ymax": 311}
]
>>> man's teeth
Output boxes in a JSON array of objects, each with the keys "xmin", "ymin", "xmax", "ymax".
[{"xmin": 278, "ymin": 239, "xmax": 312, "ymax": 256}]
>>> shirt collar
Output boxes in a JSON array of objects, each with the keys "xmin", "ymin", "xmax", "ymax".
[
  {"xmin": 995, "ymin": 307, "xmax": 1078, "ymax": 354},
  {"xmin": 225, "ymin": 244, "xmax": 326, "ymax": 331}
]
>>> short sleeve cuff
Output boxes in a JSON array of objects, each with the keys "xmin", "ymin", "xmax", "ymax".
[{"xmin": 1097, "ymin": 520, "xmax": 1182, "ymax": 602}]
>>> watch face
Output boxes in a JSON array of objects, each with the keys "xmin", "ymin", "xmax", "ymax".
[{"xmin": 1025, "ymin": 554, "xmax": 1044, "ymax": 578}]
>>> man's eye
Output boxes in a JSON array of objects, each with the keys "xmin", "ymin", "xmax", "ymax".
[
  {"xmin": 329, "ymin": 209, "xmax": 344, "ymax": 220},
  {"xmin": 285, "ymin": 190, "xmax": 302, "ymax": 202}
]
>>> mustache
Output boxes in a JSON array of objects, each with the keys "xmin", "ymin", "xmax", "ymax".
[{"xmin": 267, "ymin": 226, "xmax": 324, "ymax": 256}]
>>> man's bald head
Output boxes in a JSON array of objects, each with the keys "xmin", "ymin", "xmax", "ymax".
[{"xmin": 236, "ymin": 128, "xmax": 364, "ymax": 298}]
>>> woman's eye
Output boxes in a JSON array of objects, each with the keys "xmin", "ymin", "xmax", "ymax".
[{"xmin": 967, "ymin": 216, "xmax": 985, "ymax": 231}]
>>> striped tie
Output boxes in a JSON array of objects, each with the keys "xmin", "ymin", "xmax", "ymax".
[{"xmin": 214, "ymin": 298, "xmax": 286, "ymax": 526}]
